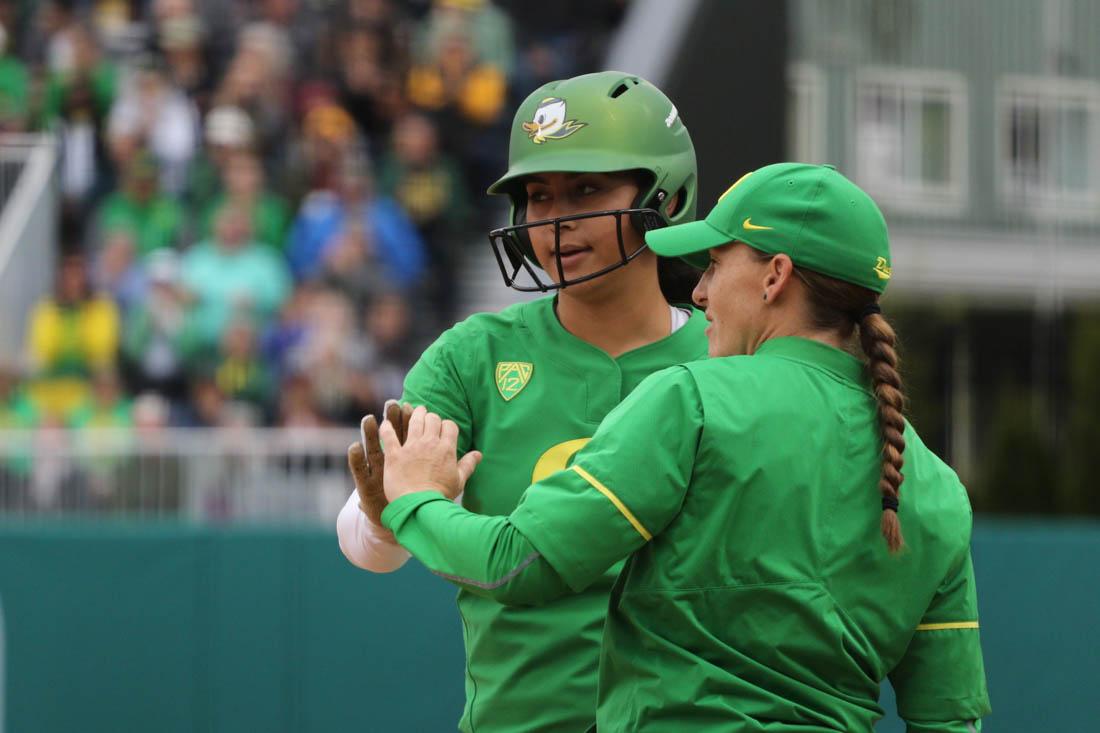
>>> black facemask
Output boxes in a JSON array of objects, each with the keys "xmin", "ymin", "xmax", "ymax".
[{"xmin": 488, "ymin": 207, "xmax": 667, "ymax": 292}]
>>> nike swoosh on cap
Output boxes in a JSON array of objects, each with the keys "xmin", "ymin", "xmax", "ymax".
[{"xmin": 743, "ymin": 218, "xmax": 774, "ymax": 231}]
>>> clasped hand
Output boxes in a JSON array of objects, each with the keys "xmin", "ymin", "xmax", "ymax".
[{"xmin": 380, "ymin": 405, "xmax": 483, "ymax": 505}]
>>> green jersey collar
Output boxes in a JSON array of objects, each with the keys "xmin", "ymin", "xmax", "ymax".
[{"xmin": 755, "ymin": 336, "xmax": 867, "ymax": 387}]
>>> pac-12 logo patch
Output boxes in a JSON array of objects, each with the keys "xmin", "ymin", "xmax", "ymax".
[
  {"xmin": 521, "ymin": 98, "xmax": 586, "ymax": 144},
  {"xmin": 495, "ymin": 362, "xmax": 533, "ymax": 401}
]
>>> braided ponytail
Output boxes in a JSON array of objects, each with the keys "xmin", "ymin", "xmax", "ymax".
[{"xmin": 857, "ymin": 310, "xmax": 906, "ymax": 552}]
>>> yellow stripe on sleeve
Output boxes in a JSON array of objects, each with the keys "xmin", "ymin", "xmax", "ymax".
[
  {"xmin": 570, "ymin": 465, "xmax": 653, "ymax": 541},
  {"xmin": 915, "ymin": 621, "xmax": 980, "ymax": 631}
]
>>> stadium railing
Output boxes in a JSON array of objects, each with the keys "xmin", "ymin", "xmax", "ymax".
[{"xmin": 0, "ymin": 427, "xmax": 359, "ymax": 524}]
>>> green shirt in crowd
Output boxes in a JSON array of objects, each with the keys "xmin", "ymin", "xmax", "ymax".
[
  {"xmin": 97, "ymin": 191, "xmax": 183, "ymax": 255},
  {"xmin": 40, "ymin": 62, "xmax": 117, "ymax": 124},
  {"xmin": 384, "ymin": 336, "xmax": 991, "ymax": 732},
  {"xmin": 68, "ymin": 400, "xmax": 132, "ymax": 430},
  {"xmin": 0, "ymin": 55, "xmax": 29, "ymax": 125},
  {"xmin": 200, "ymin": 194, "xmax": 291, "ymax": 252},
  {"xmin": 179, "ymin": 239, "xmax": 292, "ymax": 347},
  {"xmin": 0, "ymin": 390, "xmax": 39, "ymax": 477},
  {"xmin": 397, "ymin": 296, "xmax": 707, "ymax": 733}
]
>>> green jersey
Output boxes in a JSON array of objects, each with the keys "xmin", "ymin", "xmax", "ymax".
[
  {"xmin": 0, "ymin": 56, "xmax": 29, "ymax": 124},
  {"xmin": 97, "ymin": 192, "xmax": 183, "ymax": 256},
  {"xmin": 398, "ymin": 296, "xmax": 706, "ymax": 733},
  {"xmin": 385, "ymin": 336, "xmax": 991, "ymax": 732}
]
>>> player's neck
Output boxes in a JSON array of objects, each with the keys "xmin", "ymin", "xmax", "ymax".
[{"xmin": 555, "ymin": 274, "xmax": 672, "ymax": 358}]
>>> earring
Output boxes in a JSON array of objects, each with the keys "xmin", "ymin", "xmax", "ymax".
[{"xmin": 762, "ymin": 293, "xmax": 768, "ymax": 301}]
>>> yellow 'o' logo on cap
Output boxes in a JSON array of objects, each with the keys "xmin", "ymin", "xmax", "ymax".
[{"xmin": 874, "ymin": 257, "xmax": 892, "ymax": 280}]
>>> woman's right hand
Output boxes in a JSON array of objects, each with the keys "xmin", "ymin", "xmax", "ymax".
[{"xmin": 380, "ymin": 406, "xmax": 482, "ymax": 505}]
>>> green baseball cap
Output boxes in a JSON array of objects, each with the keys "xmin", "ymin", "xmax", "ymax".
[{"xmin": 645, "ymin": 162, "xmax": 893, "ymax": 293}]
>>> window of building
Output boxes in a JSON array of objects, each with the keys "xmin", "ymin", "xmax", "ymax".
[
  {"xmin": 999, "ymin": 76, "xmax": 1100, "ymax": 218},
  {"xmin": 853, "ymin": 69, "xmax": 968, "ymax": 213}
]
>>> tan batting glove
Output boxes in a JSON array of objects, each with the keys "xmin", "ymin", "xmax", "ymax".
[{"xmin": 346, "ymin": 401, "xmax": 413, "ymax": 544}]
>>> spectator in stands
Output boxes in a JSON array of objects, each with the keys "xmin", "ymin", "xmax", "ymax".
[
  {"xmin": 68, "ymin": 369, "xmax": 133, "ymax": 509},
  {"xmin": 277, "ymin": 370, "xmax": 329, "ymax": 428},
  {"xmin": 379, "ymin": 112, "xmax": 473, "ymax": 240},
  {"xmin": 0, "ymin": 359, "xmax": 38, "ymax": 509},
  {"xmin": 0, "ymin": 2, "xmax": 24, "ymax": 58},
  {"xmin": 89, "ymin": 0, "xmax": 143, "ymax": 58},
  {"xmin": 282, "ymin": 97, "xmax": 360, "ymax": 203},
  {"xmin": 356, "ymin": 289, "xmax": 418, "ymax": 417},
  {"xmin": 39, "ymin": 23, "xmax": 117, "ymax": 126},
  {"xmin": 0, "ymin": 22, "xmax": 28, "ymax": 131},
  {"xmin": 95, "ymin": 151, "xmax": 183, "ymax": 255},
  {"xmin": 93, "ymin": 228, "xmax": 146, "ymax": 313},
  {"xmin": 406, "ymin": 23, "xmax": 507, "ymax": 191},
  {"xmin": 286, "ymin": 156, "xmax": 426, "ymax": 298},
  {"xmin": 180, "ymin": 203, "xmax": 292, "ymax": 350},
  {"xmin": 68, "ymin": 368, "xmax": 132, "ymax": 430},
  {"xmin": 256, "ymin": 0, "xmax": 323, "ymax": 79},
  {"xmin": 407, "ymin": 27, "xmax": 507, "ymax": 130},
  {"xmin": 133, "ymin": 392, "xmax": 172, "ymax": 436},
  {"xmin": 237, "ymin": 20, "xmax": 294, "ymax": 85},
  {"xmin": 40, "ymin": 23, "xmax": 118, "ymax": 209},
  {"xmin": 33, "ymin": 0, "xmax": 81, "ymax": 72},
  {"xmin": 415, "ymin": 0, "xmax": 515, "ymax": 80},
  {"xmin": 212, "ymin": 22, "xmax": 292, "ymax": 173},
  {"xmin": 118, "ymin": 391, "xmax": 181, "ymax": 513},
  {"xmin": 179, "ymin": 376, "xmax": 226, "ymax": 427},
  {"xmin": 335, "ymin": 22, "xmax": 406, "ymax": 144},
  {"xmin": 121, "ymin": 249, "xmax": 198, "ymax": 402},
  {"xmin": 378, "ymin": 112, "xmax": 472, "ymax": 319},
  {"xmin": 157, "ymin": 12, "xmax": 216, "ymax": 112},
  {"xmin": 0, "ymin": 360, "xmax": 38, "ymax": 431},
  {"xmin": 26, "ymin": 252, "xmax": 120, "ymax": 420},
  {"xmin": 207, "ymin": 318, "xmax": 275, "ymax": 416},
  {"xmin": 151, "ymin": 0, "xmax": 237, "ymax": 77},
  {"xmin": 108, "ymin": 54, "xmax": 200, "ymax": 195},
  {"xmin": 261, "ymin": 280, "xmax": 319, "ymax": 381},
  {"xmin": 188, "ymin": 104, "xmax": 254, "ymax": 213},
  {"xmin": 283, "ymin": 288, "xmax": 367, "ymax": 423},
  {"xmin": 199, "ymin": 149, "xmax": 290, "ymax": 251}
]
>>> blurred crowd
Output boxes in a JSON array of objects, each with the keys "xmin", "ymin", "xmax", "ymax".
[{"xmin": 0, "ymin": 0, "xmax": 627, "ymax": 440}]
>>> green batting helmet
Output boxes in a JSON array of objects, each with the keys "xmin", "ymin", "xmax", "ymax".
[{"xmin": 487, "ymin": 71, "xmax": 698, "ymax": 291}]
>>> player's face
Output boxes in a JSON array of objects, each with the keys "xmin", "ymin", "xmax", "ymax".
[
  {"xmin": 522, "ymin": 172, "xmax": 644, "ymax": 287},
  {"xmin": 692, "ymin": 242, "xmax": 771, "ymax": 357}
]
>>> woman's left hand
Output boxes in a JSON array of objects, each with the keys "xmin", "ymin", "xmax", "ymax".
[{"xmin": 380, "ymin": 405, "xmax": 483, "ymax": 504}]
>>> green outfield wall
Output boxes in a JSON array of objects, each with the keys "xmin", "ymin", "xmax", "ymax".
[{"xmin": 0, "ymin": 519, "xmax": 1095, "ymax": 732}]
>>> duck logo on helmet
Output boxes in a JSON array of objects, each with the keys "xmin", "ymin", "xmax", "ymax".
[{"xmin": 521, "ymin": 98, "xmax": 586, "ymax": 144}]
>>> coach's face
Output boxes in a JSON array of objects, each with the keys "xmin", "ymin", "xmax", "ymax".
[
  {"xmin": 523, "ymin": 171, "xmax": 646, "ymax": 287},
  {"xmin": 692, "ymin": 242, "xmax": 773, "ymax": 357}
]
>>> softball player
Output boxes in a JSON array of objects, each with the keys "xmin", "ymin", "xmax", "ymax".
[
  {"xmin": 377, "ymin": 163, "xmax": 992, "ymax": 732},
  {"xmin": 336, "ymin": 71, "xmax": 705, "ymax": 732}
]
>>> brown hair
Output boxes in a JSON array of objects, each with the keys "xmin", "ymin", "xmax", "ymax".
[
  {"xmin": 796, "ymin": 267, "xmax": 906, "ymax": 552},
  {"xmin": 750, "ymin": 247, "xmax": 907, "ymax": 552}
]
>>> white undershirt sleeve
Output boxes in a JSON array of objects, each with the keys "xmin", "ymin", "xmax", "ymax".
[{"xmin": 336, "ymin": 490, "xmax": 412, "ymax": 573}]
